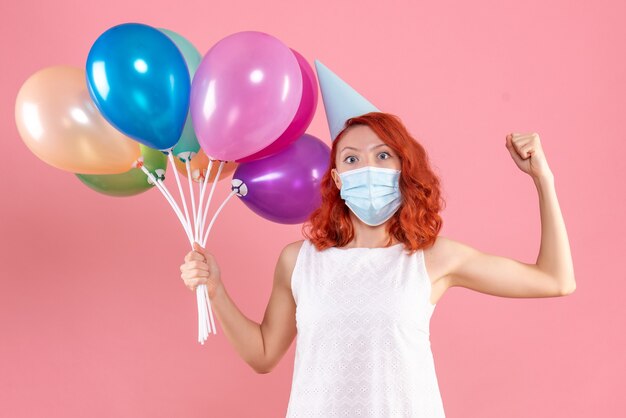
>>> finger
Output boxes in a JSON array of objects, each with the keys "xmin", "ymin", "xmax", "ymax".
[
  {"xmin": 508, "ymin": 134, "xmax": 533, "ymax": 154},
  {"xmin": 513, "ymin": 136, "xmax": 534, "ymax": 145},
  {"xmin": 512, "ymin": 137, "xmax": 533, "ymax": 152},
  {"xmin": 181, "ymin": 260, "xmax": 206, "ymax": 270},
  {"xmin": 512, "ymin": 133, "xmax": 538, "ymax": 145},
  {"xmin": 516, "ymin": 132, "xmax": 538, "ymax": 138},
  {"xmin": 518, "ymin": 133, "xmax": 540, "ymax": 145},
  {"xmin": 181, "ymin": 269, "xmax": 210, "ymax": 280},
  {"xmin": 186, "ymin": 252, "xmax": 205, "ymax": 262},
  {"xmin": 506, "ymin": 133, "xmax": 525, "ymax": 144},
  {"xmin": 180, "ymin": 261, "xmax": 208, "ymax": 272},
  {"xmin": 182, "ymin": 269, "xmax": 211, "ymax": 279},
  {"xmin": 505, "ymin": 135, "xmax": 520, "ymax": 150},
  {"xmin": 506, "ymin": 136, "xmax": 525, "ymax": 161},
  {"xmin": 189, "ymin": 260, "xmax": 210, "ymax": 271},
  {"xmin": 194, "ymin": 251, "xmax": 207, "ymax": 262},
  {"xmin": 190, "ymin": 277, "xmax": 206, "ymax": 291},
  {"xmin": 185, "ymin": 251, "xmax": 205, "ymax": 262},
  {"xmin": 518, "ymin": 143, "xmax": 535, "ymax": 158},
  {"xmin": 511, "ymin": 132, "xmax": 534, "ymax": 138},
  {"xmin": 182, "ymin": 277, "xmax": 205, "ymax": 291},
  {"xmin": 186, "ymin": 278, "xmax": 200, "ymax": 291},
  {"xmin": 510, "ymin": 132, "xmax": 533, "ymax": 142}
]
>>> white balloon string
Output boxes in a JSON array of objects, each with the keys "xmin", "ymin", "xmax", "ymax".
[
  {"xmin": 196, "ymin": 180, "xmax": 203, "ymax": 240},
  {"xmin": 198, "ymin": 184, "xmax": 234, "ymax": 338},
  {"xmin": 199, "ymin": 283, "xmax": 208, "ymax": 342},
  {"xmin": 168, "ymin": 151, "xmax": 193, "ymax": 239},
  {"xmin": 194, "ymin": 181, "xmax": 213, "ymax": 338},
  {"xmin": 194, "ymin": 161, "xmax": 217, "ymax": 341},
  {"xmin": 140, "ymin": 166, "xmax": 193, "ymax": 246},
  {"xmin": 196, "ymin": 283, "xmax": 203, "ymax": 343},
  {"xmin": 157, "ymin": 179, "xmax": 194, "ymax": 243},
  {"xmin": 200, "ymin": 161, "xmax": 225, "ymax": 240},
  {"xmin": 202, "ymin": 190, "xmax": 237, "ymax": 248},
  {"xmin": 205, "ymin": 292, "xmax": 212, "ymax": 338},
  {"xmin": 196, "ymin": 179, "xmax": 203, "ymax": 243},
  {"xmin": 196, "ymin": 160, "xmax": 214, "ymax": 243},
  {"xmin": 197, "ymin": 161, "xmax": 228, "ymax": 338},
  {"xmin": 202, "ymin": 287, "xmax": 210, "ymax": 338},
  {"xmin": 185, "ymin": 160, "xmax": 198, "ymax": 243},
  {"xmin": 152, "ymin": 171, "xmax": 209, "ymax": 344},
  {"xmin": 141, "ymin": 161, "xmax": 214, "ymax": 343}
]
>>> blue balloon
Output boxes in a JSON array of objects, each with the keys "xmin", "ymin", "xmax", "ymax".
[{"xmin": 86, "ymin": 23, "xmax": 190, "ymax": 151}]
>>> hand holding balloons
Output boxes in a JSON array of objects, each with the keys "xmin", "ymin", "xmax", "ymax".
[{"xmin": 17, "ymin": 23, "xmax": 325, "ymax": 345}]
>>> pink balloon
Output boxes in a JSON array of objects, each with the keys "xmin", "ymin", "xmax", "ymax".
[
  {"xmin": 236, "ymin": 48, "xmax": 318, "ymax": 163},
  {"xmin": 190, "ymin": 31, "xmax": 302, "ymax": 161}
]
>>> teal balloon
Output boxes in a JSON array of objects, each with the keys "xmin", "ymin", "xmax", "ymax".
[
  {"xmin": 75, "ymin": 145, "xmax": 167, "ymax": 197},
  {"xmin": 159, "ymin": 28, "xmax": 202, "ymax": 160}
]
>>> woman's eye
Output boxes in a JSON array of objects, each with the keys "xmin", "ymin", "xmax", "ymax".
[
  {"xmin": 344, "ymin": 156, "xmax": 357, "ymax": 163},
  {"xmin": 378, "ymin": 152, "xmax": 390, "ymax": 160}
]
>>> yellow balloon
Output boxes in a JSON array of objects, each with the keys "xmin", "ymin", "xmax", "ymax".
[
  {"xmin": 15, "ymin": 66, "xmax": 141, "ymax": 174},
  {"xmin": 173, "ymin": 149, "xmax": 237, "ymax": 183}
]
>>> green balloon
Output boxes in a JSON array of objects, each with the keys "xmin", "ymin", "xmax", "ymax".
[
  {"xmin": 75, "ymin": 145, "xmax": 167, "ymax": 197},
  {"xmin": 159, "ymin": 28, "xmax": 202, "ymax": 160}
]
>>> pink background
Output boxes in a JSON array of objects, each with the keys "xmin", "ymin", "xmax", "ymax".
[{"xmin": 1, "ymin": 0, "xmax": 624, "ymax": 417}]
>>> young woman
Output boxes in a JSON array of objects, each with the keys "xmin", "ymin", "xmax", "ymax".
[{"xmin": 180, "ymin": 112, "xmax": 576, "ymax": 417}]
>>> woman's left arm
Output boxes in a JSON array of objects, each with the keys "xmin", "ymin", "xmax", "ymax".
[{"xmin": 442, "ymin": 132, "xmax": 576, "ymax": 298}]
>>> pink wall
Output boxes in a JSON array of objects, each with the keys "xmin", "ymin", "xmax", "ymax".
[{"xmin": 1, "ymin": 0, "xmax": 624, "ymax": 417}]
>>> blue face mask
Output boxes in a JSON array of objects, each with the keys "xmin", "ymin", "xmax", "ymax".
[{"xmin": 337, "ymin": 166, "xmax": 403, "ymax": 226}]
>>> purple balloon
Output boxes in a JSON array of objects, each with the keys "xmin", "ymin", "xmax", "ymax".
[
  {"xmin": 236, "ymin": 48, "xmax": 318, "ymax": 163},
  {"xmin": 190, "ymin": 31, "xmax": 303, "ymax": 161},
  {"xmin": 231, "ymin": 133, "xmax": 330, "ymax": 224}
]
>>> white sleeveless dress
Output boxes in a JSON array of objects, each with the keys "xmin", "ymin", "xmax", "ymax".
[{"xmin": 286, "ymin": 239, "xmax": 445, "ymax": 417}]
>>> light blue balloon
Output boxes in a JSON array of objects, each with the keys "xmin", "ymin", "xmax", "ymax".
[
  {"xmin": 86, "ymin": 22, "xmax": 191, "ymax": 151},
  {"xmin": 158, "ymin": 28, "xmax": 203, "ymax": 160}
]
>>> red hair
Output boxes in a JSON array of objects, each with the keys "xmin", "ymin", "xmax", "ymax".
[{"xmin": 302, "ymin": 112, "xmax": 445, "ymax": 254}]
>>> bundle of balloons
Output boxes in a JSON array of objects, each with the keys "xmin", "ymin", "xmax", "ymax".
[{"xmin": 15, "ymin": 23, "xmax": 330, "ymax": 344}]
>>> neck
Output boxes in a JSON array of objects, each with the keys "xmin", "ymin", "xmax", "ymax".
[{"xmin": 345, "ymin": 212, "xmax": 396, "ymax": 248}]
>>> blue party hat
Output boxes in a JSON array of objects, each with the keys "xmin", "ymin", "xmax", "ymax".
[{"xmin": 314, "ymin": 60, "xmax": 380, "ymax": 142}]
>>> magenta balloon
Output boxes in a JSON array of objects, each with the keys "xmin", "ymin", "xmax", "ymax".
[
  {"xmin": 231, "ymin": 133, "xmax": 330, "ymax": 224},
  {"xmin": 236, "ymin": 49, "xmax": 318, "ymax": 163},
  {"xmin": 190, "ymin": 31, "xmax": 302, "ymax": 161}
]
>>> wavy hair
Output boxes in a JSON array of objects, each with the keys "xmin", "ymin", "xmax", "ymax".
[{"xmin": 302, "ymin": 112, "xmax": 445, "ymax": 254}]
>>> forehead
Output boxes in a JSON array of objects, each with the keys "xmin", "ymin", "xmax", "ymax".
[{"xmin": 337, "ymin": 125, "xmax": 386, "ymax": 152}]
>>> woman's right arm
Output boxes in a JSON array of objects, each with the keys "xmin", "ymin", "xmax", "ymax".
[{"xmin": 181, "ymin": 240, "xmax": 303, "ymax": 373}]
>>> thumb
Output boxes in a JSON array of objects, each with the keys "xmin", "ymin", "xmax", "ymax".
[
  {"xmin": 193, "ymin": 241, "xmax": 205, "ymax": 255},
  {"xmin": 505, "ymin": 134, "xmax": 515, "ymax": 151},
  {"xmin": 505, "ymin": 134, "xmax": 523, "ymax": 162}
]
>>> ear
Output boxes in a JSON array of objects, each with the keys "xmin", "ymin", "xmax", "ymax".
[{"xmin": 331, "ymin": 168, "xmax": 342, "ymax": 189}]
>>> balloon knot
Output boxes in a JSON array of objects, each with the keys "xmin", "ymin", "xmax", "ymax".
[{"xmin": 231, "ymin": 178, "xmax": 248, "ymax": 197}]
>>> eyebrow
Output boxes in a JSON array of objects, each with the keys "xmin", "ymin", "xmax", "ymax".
[{"xmin": 340, "ymin": 144, "xmax": 389, "ymax": 153}]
